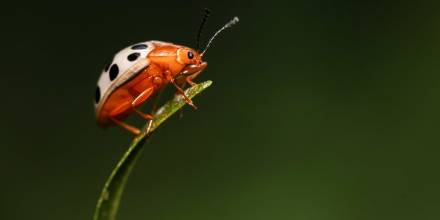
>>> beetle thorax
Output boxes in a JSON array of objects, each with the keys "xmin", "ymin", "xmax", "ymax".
[{"xmin": 148, "ymin": 44, "xmax": 186, "ymax": 78}]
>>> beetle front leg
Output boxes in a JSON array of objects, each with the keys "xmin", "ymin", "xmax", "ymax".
[
  {"xmin": 170, "ymin": 78, "xmax": 197, "ymax": 109},
  {"xmin": 185, "ymin": 69, "xmax": 203, "ymax": 86},
  {"xmin": 165, "ymin": 70, "xmax": 197, "ymax": 109}
]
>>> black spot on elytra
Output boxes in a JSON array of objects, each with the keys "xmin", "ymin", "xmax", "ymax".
[
  {"xmin": 131, "ymin": 44, "xmax": 148, "ymax": 50},
  {"xmin": 95, "ymin": 86, "xmax": 101, "ymax": 103},
  {"xmin": 109, "ymin": 64, "xmax": 119, "ymax": 81},
  {"xmin": 127, "ymin": 52, "xmax": 140, "ymax": 61}
]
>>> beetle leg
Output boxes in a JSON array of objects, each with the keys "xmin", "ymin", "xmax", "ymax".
[
  {"xmin": 139, "ymin": 87, "xmax": 166, "ymax": 134},
  {"xmin": 185, "ymin": 77, "xmax": 197, "ymax": 87},
  {"xmin": 132, "ymin": 109, "xmax": 154, "ymax": 120},
  {"xmin": 175, "ymin": 71, "xmax": 197, "ymax": 86},
  {"xmin": 109, "ymin": 102, "xmax": 141, "ymax": 135},
  {"xmin": 170, "ymin": 78, "xmax": 197, "ymax": 109},
  {"xmin": 185, "ymin": 69, "xmax": 203, "ymax": 87},
  {"xmin": 110, "ymin": 117, "xmax": 141, "ymax": 135},
  {"xmin": 131, "ymin": 87, "xmax": 155, "ymax": 120}
]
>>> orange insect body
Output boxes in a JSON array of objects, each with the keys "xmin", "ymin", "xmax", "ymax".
[
  {"xmin": 94, "ymin": 14, "xmax": 238, "ymax": 135},
  {"xmin": 96, "ymin": 41, "xmax": 206, "ymax": 128}
]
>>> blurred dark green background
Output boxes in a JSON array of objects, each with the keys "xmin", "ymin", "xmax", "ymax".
[{"xmin": 1, "ymin": 1, "xmax": 440, "ymax": 219}]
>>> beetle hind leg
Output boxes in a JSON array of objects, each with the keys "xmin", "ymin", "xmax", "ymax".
[{"xmin": 110, "ymin": 117, "xmax": 141, "ymax": 135}]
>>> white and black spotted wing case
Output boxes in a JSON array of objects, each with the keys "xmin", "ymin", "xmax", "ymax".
[{"xmin": 94, "ymin": 41, "xmax": 157, "ymax": 113}]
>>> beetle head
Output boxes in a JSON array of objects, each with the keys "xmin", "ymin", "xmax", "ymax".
[
  {"xmin": 178, "ymin": 47, "xmax": 207, "ymax": 78},
  {"xmin": 177, "ymin": 47, "xmax": 203, "ymax": 66}
]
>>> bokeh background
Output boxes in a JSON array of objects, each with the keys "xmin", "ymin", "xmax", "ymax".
[{"xmin": 1, "ymin": 1, "xmax": 440, "ymax": 220}]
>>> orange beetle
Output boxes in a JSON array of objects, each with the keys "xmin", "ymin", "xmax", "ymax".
[{"xmin": 94, "ymin": 12, "xmax": 239, "ymax": 135}]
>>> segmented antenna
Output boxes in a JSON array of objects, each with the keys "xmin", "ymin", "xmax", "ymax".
[
  {"xmin": 196, "ymin": 8, "xmax": 211, "ymax": 51},
  {"xmin": 201, "ymin": 16, "xmax": 239, "ymax": 57}
]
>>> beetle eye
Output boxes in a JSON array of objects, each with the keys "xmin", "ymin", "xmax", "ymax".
[{"xmin": 187, "ymin": 51, "xmax": 194, "ymax": 59}]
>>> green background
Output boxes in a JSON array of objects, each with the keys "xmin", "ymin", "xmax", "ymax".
[{"xmin": 2, "ymin": 1, "xmax": 440, "ymax": 219}]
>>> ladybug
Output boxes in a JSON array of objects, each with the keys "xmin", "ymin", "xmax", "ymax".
[{"xmin": 94, "ymin": 11, "xmax": 239, "ymax": 135}]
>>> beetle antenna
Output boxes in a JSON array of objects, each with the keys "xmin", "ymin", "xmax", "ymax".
[
  {"xmin": 196, "ymin": 8, "xmax": 211, "ymax": 51},
  {"xmin": 201, "ymin": 16, "xmax": 239, "ymax": 57}
]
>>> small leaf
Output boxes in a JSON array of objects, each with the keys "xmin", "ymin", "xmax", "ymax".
[{"xmin": 93, "ymin": 80, "xmax": 213, "ymax": 220}]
